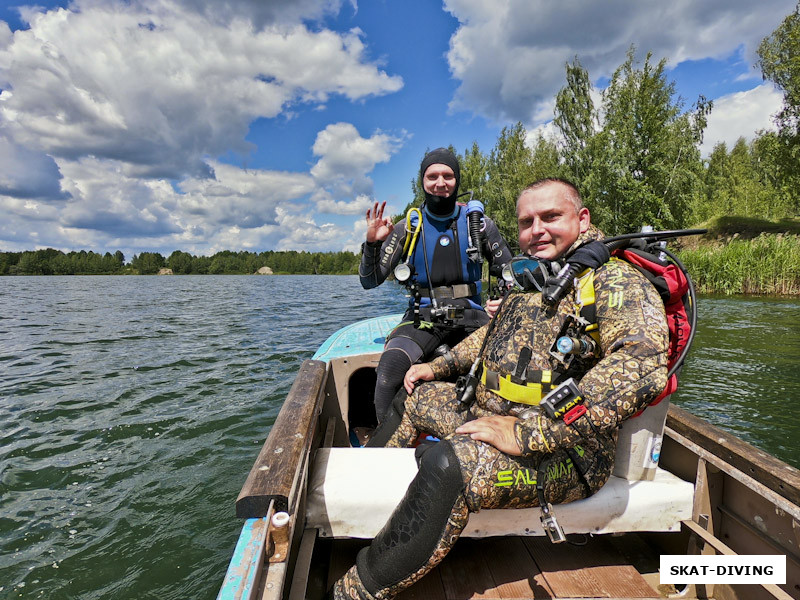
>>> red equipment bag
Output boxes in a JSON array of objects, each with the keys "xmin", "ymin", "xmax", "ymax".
[{"xmin": 611, "ymin": 247, "xmax": 692, "ymax": 405}]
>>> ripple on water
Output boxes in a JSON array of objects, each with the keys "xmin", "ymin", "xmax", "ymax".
[{"xmin": 672, "ymin": 294, "xmax": 800, "ymax": 467}]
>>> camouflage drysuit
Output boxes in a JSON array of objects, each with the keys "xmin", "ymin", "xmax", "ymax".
[{"xmin": 332, "ymin": 226, "xmax": 669, "ymax": 600}]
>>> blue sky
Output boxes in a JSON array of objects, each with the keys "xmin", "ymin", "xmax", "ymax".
[{"xmin": 0, "ymin": 0, "xmax": 793, "ymax": 258}]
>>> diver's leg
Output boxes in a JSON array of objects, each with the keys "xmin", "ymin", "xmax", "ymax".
[
  {"xmin": 373, "ymin": 345, "xmax": 416, "ymax": 423},
  {"xmin": 366, "ymin": 380, "xmax": 468, "ymax": 448},
  {"xmin": 448, "ymin": 433, "xmax": 607, "ymax": 512},
  {"xmin": 330, "ymin": 441, "xmax": 469, "ymax": 600},
  {"xmin": 373, "ymin": 323, "xmax": 440, "ymax": 422},
  {"xmin": 333, "ymin": 429, "xmax": 612, "ymax": 599},
  {"xmin": 365, "ymin": 387, "xmax": 415, "ymax": 448}
]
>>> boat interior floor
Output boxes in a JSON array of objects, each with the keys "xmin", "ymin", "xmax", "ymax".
[{"xmin": 316, "ymin": 532, "xmax": 681, "ymax": 600}]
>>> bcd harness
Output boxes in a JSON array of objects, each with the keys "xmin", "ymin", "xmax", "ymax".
[
  {"xmin": 395, "ymin": 198, "xmax": 487, "ymax": 328},
  {"xmin": 479, "ymin": 267, "xmax": 601, "ymax": 407},
  {"xmin": 478, "ymin": 231, "xmax": 700, "ymax": 410}
]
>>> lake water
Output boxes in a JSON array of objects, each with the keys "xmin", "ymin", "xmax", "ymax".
[{"xmin": 1, "ymin": 275, "xmax": 799, "ymax": 599}]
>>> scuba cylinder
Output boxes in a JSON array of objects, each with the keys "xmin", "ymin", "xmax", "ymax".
[{"xmin": 465, "ymin": 199, "xmax": 485, "ymax": 264}]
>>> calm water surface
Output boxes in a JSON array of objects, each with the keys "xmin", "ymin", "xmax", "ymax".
[{"xmin": 1, "ymin": 276, "xmax": 799, "ymax": 599}]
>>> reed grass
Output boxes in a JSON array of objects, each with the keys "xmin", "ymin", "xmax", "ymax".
[{"xmin": 677, "ymin": 234, "xmax": 800, "ymax": 296}]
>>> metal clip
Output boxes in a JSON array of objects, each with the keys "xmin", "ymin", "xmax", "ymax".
[{"xmin": 540, "ymin": 503, "xmax": 566, "ymax": 544}]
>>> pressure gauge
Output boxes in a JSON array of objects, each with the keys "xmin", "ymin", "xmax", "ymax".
[{"xmin": 394, "ymin": 263, "xmax": 412, "ymax": 282}]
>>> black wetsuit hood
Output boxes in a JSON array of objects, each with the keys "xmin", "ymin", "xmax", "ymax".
[{"xmin": 419, "ymin": 147, "xmax": 460, "ymax": 217}]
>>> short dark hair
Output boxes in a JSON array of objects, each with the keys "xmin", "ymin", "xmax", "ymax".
[{"xmin": 519, "ymin": 178, "xmax": 583, "ymax": 212}]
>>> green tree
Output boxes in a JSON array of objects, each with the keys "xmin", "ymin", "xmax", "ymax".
[
  {"xmin": 15, "ymin": 251, "xmax": 46, "ymax": 275},
  {"xmin": 168, "ymin": 250, "xmax": 194, "ymax": 274},
  {"xmin": 697, "ymin": 142, "xmax": 731, "ymax": 221},
  {"xmin": 559, "ymin": 48, "xmax": 710, "ymax": 234},
  {"xmin": 756, "ymin": 3, "xmax": 800, "ymax": 214},
  {"xmin": 554, "ymin": 57, "xmax": 597, "ymax": 186},
  {"xmin": 0, "ymin": 252, "xmax": 16, "ymax": 275},
  {"xmin": 51, "ymin": 253, "xmax": 73, "ymax": 275},
  {"xmin": 751, "ymin": 131, "xmax": 795, "ymax": 218},
  {"xmin": 757, "ymin": 3, "xmax": 800, "ymax": 136},
  {"xmin": 458, "ymin": 141, "xmax": 490, "ymax": 201},
  {"xmin": 484, "ymin": 123, "xmax": 538, "ymax": 242},
  {"xmin": 131, "ymin": 252, "xmax": 165, "ymax": 274}
]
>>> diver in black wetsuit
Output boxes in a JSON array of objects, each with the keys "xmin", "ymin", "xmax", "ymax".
[{"xmin": 359, "ymin": 148, "xmax": 512, "ymax": 422}]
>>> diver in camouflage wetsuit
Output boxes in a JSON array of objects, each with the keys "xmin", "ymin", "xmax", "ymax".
[{"xmin": 331, "ymin": 178, "xmax": 669, "ymax": 600}]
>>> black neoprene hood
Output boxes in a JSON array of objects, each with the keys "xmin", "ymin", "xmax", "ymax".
[{"xmin": 419, "ymin": 147, "xmax": 461, "ymax": 215}]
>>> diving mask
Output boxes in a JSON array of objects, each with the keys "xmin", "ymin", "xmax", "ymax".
[{"xmin": 502, "ymin": 255, "xmax": 556, "ymax": 292}]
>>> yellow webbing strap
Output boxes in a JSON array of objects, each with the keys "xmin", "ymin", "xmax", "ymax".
[
  {"xmin": 402, "ymin": 208, "xmax": 423, "ymax": 260},
  {"xmin": 480, "ymin": 366, "xmax": 552, "ymax": 406},
  {"xmin": 576, "ymin": 268, "xmax": 601, "ymax": 344}
]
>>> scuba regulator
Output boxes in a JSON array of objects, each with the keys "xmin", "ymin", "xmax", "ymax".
[
  {"xmin": 393, "ymin": 208, "xmax": 424, "ymax": 326},
  {"xmin": 542, "ymin": 228, "xmax": 708, "ymax": 307}
]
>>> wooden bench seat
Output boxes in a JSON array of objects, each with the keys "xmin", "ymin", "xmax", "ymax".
[{"xmin": 306, "ymin": 447, "xmax": 694, "ymax": 539}]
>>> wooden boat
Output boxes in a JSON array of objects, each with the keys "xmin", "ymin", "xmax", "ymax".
[{"xmin": 217, "ymin": 313, "xmax": 800, "ymax": 600}]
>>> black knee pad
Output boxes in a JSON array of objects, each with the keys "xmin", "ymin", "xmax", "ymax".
[
  {"xmin": 376, "ymin": 349, "xmax": 412, "ymax": 386},
  {"xmin": 374, "ymin": 349, "xmax": 413, "ymax": 421},
  {"xmin": 357, "ymin": 442, "xmax": 464, "ymax": 593}
]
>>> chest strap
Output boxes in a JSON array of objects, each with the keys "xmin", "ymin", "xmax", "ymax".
[
  {"xmin": 480, "ymin": 365, "xmax": 554, "ymax": 406},
  {"xmin": 419, "ymin": 282, "xmax": 478, "ymax": 300}
]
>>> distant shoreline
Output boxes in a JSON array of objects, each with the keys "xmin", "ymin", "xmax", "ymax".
[{"xmin": 4, "ymin": 226, "xmax": 800, "ymax": 295}]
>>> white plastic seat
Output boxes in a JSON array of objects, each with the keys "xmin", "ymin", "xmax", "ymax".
[{"xmin": 306, "ymin": 446, "xmax": 694, "ymax": 539}]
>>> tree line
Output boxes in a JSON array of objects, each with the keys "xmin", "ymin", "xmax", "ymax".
[
  {"xmin": 4, "ymin": 4, "xmax": 799, "ymax": 276},
  {"xmin": 0, "ymin": 248, "xmax": 361, "ymax": 275}
]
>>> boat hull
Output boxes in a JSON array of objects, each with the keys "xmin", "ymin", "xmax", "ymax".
[{"xmin": 218, "ymin": 315, "xmax": 800, "ymax": 600}]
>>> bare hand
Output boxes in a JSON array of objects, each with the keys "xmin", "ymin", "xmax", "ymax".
[
  {"xmin": 366, "ymin": 201, "xmax": 394, "ymax": 243},
  {"xmin": 456, "ymin": 416, "xmax": 522, "ymax": 455},
  {"xmin": 485, "ymin": 297, "xmax": 502, "ymax": 318},
  {"xmin": 403, "ymin": 363, "xmax": 435, "ymax": 394}
]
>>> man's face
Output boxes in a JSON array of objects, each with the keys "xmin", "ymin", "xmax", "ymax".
[
  {"xmin": 516, "ymin": 183, "xmax": 590, "ymax": 260},
  {"xmin": 422, "ymin": 164, "xmax": 457, "ymax": 197}
]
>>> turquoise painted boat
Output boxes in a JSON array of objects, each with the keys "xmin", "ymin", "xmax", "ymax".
[{"xmin": 217, "ymin": 314, "xmax": 800, "ymax": 600}]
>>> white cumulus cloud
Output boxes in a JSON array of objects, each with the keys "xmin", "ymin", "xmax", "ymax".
[
  {"xmin": 0, "ymin": 0, "xmax": 402, "ymax": 179},
  {"xmin": 700, "ymin": 84, "xmax": 783, "ymax": 156},
  {"xmin": 0, "ymin": 0, "xmax": 404, "ymax": 255},
  {"xmin": 443, "ymin": 0, "xmax": 796, "ymax": 126},
  {"xmin": 311, "ymin": 122, "xmax": 405, "ymax": 209}
]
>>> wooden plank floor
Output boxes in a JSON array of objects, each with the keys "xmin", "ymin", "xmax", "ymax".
[{"xmin": 328, "ymin": 536, "xmax": 660, "ymax": 599}]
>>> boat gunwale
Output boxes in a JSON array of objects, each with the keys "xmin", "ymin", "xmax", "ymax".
[{"xmin": 665, "ymin": 404, "xmax": 800, "ymax": 510}]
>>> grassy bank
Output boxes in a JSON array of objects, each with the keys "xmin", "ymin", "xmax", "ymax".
[{"xmin": 675, "ymin": 216, "xmax": 800, "ymax": 296}]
